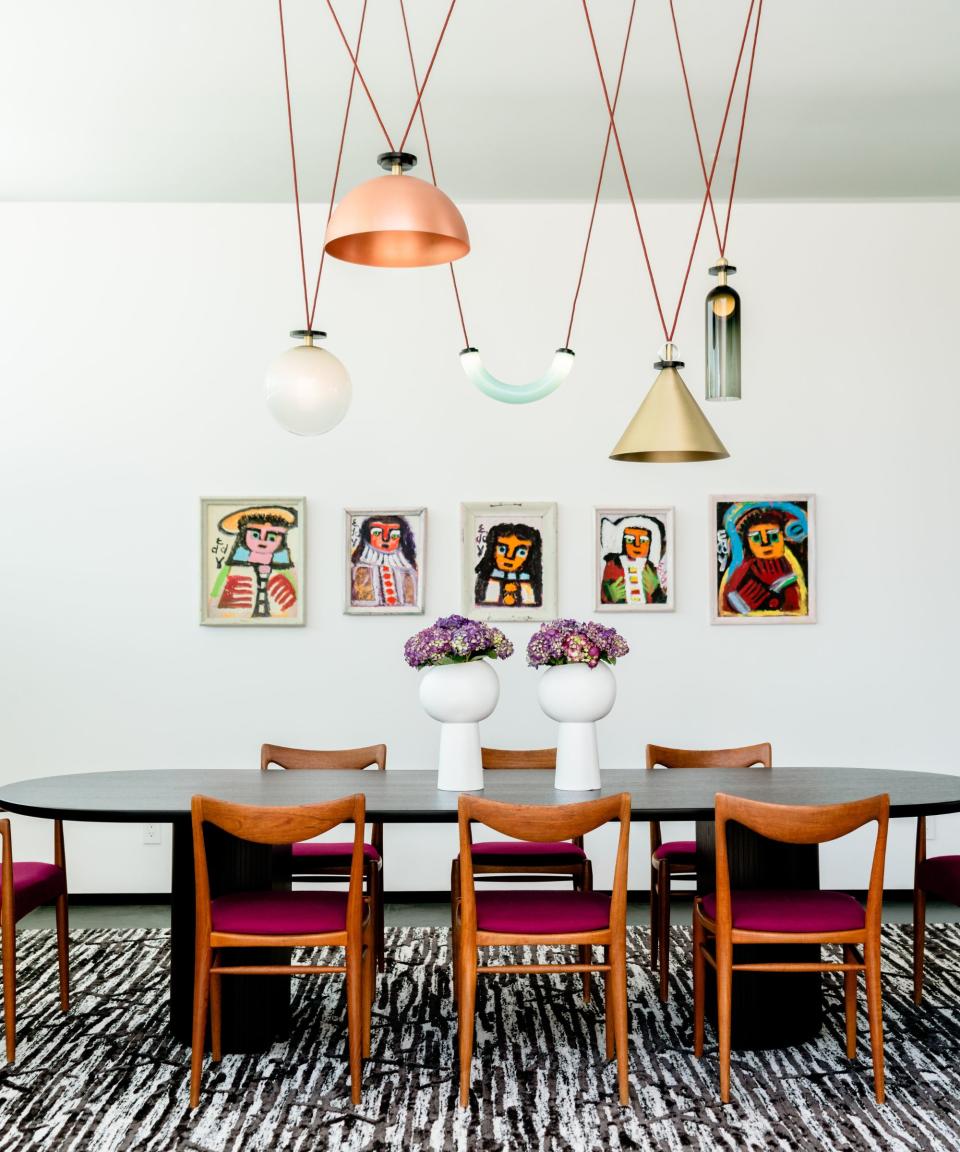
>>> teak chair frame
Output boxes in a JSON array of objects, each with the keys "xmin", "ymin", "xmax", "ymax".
[
  {"xmin": 912, "ymin": 814, "xmax": 946, "ymax": 1005},
  {"xmin": 454, "ymin": 792, "xmax": 632, "ymax": 1107},
  {"xmin": 261, "ymin": 743, "xmax": 386, "ymax": 971},
  {"xmin": 450, "ymin": 748, "xmax": 595, "ymax": 998},
  {"xmin": 646, "ymin": 742, "xmax": 772, "ymax": 1002},
  {"xmin": 693, "ymin": 791, "xmax": 889, "ymax": 1105},
  {"xmin": 0, "ymin": 818, "xmax": 69, "ymax": 1063},
  {"xmin": 189, "ymin": 793, "xmax": 373, "ymax": 1108}
]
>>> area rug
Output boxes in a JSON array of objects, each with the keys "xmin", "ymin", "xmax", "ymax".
[{"xmin": 0, "ymin": 925, "xmax": 959, "ymax": 1151}]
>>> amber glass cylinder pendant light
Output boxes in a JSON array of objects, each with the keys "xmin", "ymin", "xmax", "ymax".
[
  {"xmin": 705, "ymin": 257, "xmax": 741, "ymax": 400},
  {"xmin": 324, "ymin": 151, "xmax": 469, "ymax": 268},
  {"xmin": 610, "ymin": 344, "xmax": 729, "ymax": 463}
]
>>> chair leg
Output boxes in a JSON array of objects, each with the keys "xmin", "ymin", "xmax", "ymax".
[
  {"xmin": 603, "ymin": 944, "xmax": 614, "ymax": 1060},
  {"xmin": 457, "ymin": 940, "xmax": 477, "ymax": 1108},
  {"xmin": 692, "ymin": 907, "xmax": 705, "ymax": 1059},
  {"xmin": 657, "ymin": 861, "xmax": 671, "ymax": 1003},
  {"xmin": 362, "ymin": 915, "xmax": 374, "ymax": 1058},
  {"xmin": 450, "ymin": 857, "xmax": 461, "ymax": 1002},
  {"xmin": 579, "ymin": 860, "xmax": 593, "ymax": 1003},
  {"xmin": 842, "ymin": 945, "xmax": 857, "ymax": 1060},
  {"xmin": 649, "ymin": 867, "xmax": 659, "ymax": 972},
  {"xmin": 55, "ymin": 892, "xmax": 70, "ymax": 1012},
  {"xmin": 864, "ymin": 937, "xmax": 885, "ymax": 1105},
  {"xmin": 190, "ymin": 940, "xmax": 211, "ymax": 1109},
  {"xmin": 610, "ymin": 937, "xmax": 630, "ymax": 1106},
  {"xmin": 375, "ymin": 865, "xmax": 386, "ymax": 974},
  {"xmin": 209, "ymin": 970, "xmax": 222, "ymax": 1063},
  {"xmin": 716, "ymin": 937, "xmax": 733, "ymax": 1104},
  {"xmin": 346, "ymin": 939, "xmax": 363, "ymax": 1106},
  {"xmin": 913, "ymin": 884, "xmax": 926, "ymax": 1005},
  {"xmin": 2, "ymin": 917, "xmax": 16, "ymax": 1064}
]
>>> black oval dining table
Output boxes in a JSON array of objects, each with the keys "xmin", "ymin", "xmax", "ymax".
[{"xmin": 2, "ymin": 766, "xmax": 959, "ymax": 1053}]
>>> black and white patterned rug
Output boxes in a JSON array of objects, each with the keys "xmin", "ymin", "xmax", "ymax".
[{"xmin": 1, "ymin": 924, "xmax": 959, "ymax": 1150}]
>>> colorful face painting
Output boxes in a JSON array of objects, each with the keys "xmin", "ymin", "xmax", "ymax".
[
  {"xmin": 201, "ymin": 498, "xmax": 305, "ymax": 626},
  {"xmin": 346, "ymin": 509, "xmax": 425, "ymax": 615},
  {"xmin": 712, "ymin": 496, "xmax": 816, "ymax": 624},
  {"xmin": 596, "ymin": 508, "xmax": 674, "ymax": 612},
  {"xmin": 461, "ymin": 503, "xmax": 558, "ymax": 622}
]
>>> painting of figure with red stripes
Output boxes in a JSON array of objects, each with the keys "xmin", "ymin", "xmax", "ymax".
[
  {"xmin": 346, "ymin": 508, "xmax": 425, "ymax": 615},
  {"xmin": 201, "ymin": 498, "xmax": 304, "ymax": 626}
]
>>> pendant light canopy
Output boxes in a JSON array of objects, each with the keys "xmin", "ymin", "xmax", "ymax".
[
  {"xmin": 324, "ymin": 152, "xmax": 469, "ymax": 269},
  {"xmin": 265, "ymin": 331, "xmax": 352, "ymax": 436},
  {"xmin": 705, "ymin": 257, "xmax": 741, "ymax": 400},
  {"xmin": 609, "ymin": 345, "xmax": 728, "ymax": 463}
]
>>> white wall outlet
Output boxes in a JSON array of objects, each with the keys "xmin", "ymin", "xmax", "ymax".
[
  {"xmin": 927, "ymin": 817, "xmax": 937, "ymax": 840},
  {"xmin": 143, "ymin": 823, "xmax": 162, "ymax": 845}
]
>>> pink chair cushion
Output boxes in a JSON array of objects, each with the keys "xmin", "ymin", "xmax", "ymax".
[
  {"xmin": 652, "ymin": 840, "xmax": 697, "ymax": 862},
  {"xmin": 211, "ymin": 890, "xmax": 348, "ymax": 936},
  {"xmin": 918, "ymin": 855, "xmax": 960, "ymax": 904},
  {"xmin": 2, "ymin": 863, "xmax": 67, "ymax": 922},
  {"xmin": 471, "ymin": 840, "xmax": 587, "ymax": 863},
  {"xmin": 701, "ymin": 889, "xmax": 866, "ymax": 934},
  {"xmin": 475, "ymin": 890, "xmax": 610, "ymax": 935},
  {"xmin": 291, "ymin": 841, "xmax": 381, "ymax": 862}
]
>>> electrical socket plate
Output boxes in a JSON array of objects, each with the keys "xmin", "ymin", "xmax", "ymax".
[{"xmin": 143, "ymin": 824, "xmax": 161, "ymax": 845}]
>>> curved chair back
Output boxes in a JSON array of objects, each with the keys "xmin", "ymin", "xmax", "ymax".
[
  {"xmin": 457, "ymin": 792, "xmax": 631, "ymax": 936},
  {"xmin": 481, "ymin": 747, "xmax": 556, "ymax": 770},
  {"xmin": 713, "ymin": 791, "xmax": 890, "ymax": 933}
]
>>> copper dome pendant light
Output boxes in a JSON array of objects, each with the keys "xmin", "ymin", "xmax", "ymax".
[{"xmin": 322, "ymin": 0, "xmax": 468, "ymax": 269}]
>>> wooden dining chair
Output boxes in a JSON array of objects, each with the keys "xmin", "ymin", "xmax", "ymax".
[
  {"xmin": 1, "ymin": 817, "xmax": 70, "ymax": 1062},
  {"xmin": 646, "ymin": 742, "xmax": 772, "ymax": 1002},
  {"xmin": 261, "ymin": 743, "xmax": 386, "ymax": 971},
  {"xmin": 912, "ymin": 817, "xmax": 960, "ymax": 1003},
  {"xmin": 454, "ymin": 792, "xmax": 632, "ymax": 1107},
  {"xmin": 189, "ymin": 793, "xmax": 373, "ymax": 1108},
  {"xmin": 450, "ymin": 747, "xmax": 596, "ymax": 998},
  {"xmin": 693, "ymin": 791, "xmax": 889, "ymax": 1104}
]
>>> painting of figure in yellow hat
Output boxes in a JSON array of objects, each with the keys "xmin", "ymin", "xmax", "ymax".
[{"xmin": 201, "ymin": 498, "xmax": 305, "ymax": 625}]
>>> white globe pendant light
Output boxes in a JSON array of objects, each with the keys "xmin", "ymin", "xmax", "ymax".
[{"xmin": 265, "ymin": 330, "xmax": 352, "ymax": 436}]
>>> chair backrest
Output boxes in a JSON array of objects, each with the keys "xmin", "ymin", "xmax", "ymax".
[
  {"xmin": 481, "ymin": 747, "xmax": 557, "ymax": 770},
  {"xmin": 457, "ymin": 792, "xmax": 631, "ymax": 935},
  {"xmin": 191, "ymin": 793, "xmax": 366, "ymax": 931},
  {"xmin": 645, "ymin": 743, "xmax": 772, "ymax": 853},
  {"xmin": 260, "ymin": 743, "xmax": 386, "ymax": 772},
  {"xmin": 713, "ymin": 791, "xmax": 890, "ymax": 932}
]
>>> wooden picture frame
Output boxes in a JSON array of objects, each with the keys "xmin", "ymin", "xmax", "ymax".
[{"xmin": 461, "ymin": 501, "xmax": 558, "ymax": 622}]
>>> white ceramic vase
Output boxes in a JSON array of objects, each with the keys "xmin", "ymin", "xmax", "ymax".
[
  {"xmin": 538, "ymin": 662, "xmax": 617, "ymax": 791},
  {"xmin": 419, "ymin": 660, "xmax": 500, "ymax": 791}
]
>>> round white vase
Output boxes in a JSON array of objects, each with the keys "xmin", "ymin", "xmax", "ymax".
[
  {"xmin": 419, "ymin": 660, "xmax": 500, "ymax": 791},
  {"xmin": 538, "ymin": 662, "xmax": 617, "ymax": 791}
]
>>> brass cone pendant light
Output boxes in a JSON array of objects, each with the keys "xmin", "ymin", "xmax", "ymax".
[
  {"xmin": 609, "ymin": 345, "xmax": 728, "ymax": 463},
  {"xmin": 324, "ymin": 151, "xmax": 469, "ymax": 268}
]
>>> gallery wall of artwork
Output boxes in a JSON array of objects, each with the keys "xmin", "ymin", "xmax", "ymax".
[{"xmin": 1, "ymin": 199, "xmax": 957, "ymax": 895}]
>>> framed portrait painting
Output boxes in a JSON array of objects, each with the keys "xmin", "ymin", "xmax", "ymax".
[
  {"xmin": 595, "ymin": 507, "xmax": 674, "ymax": 612},
  {"xmin": 201, "ymin": 497, "xmax": 305, "ymax": 626},
  {"xmin": 711, "ymin": 495, "xmax": 816, "ymax": 624},
  {"xmin": 461, "ymin": 502, "xmax": 558, "ymax": 622},
  {"xmin": 345, "ymin": 507, "xmax": 426, "ymax": 614}
]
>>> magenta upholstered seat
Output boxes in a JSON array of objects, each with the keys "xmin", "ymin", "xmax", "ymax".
[
  {"xmin": 211, "ymin": 890, "xmax": 348, "ymax": 935},
  {"xmin": 702, "ymin": 889, "xmax": 865, "ymax": 934},
  {"xmin": 652, "ymin": 840, "xmax": 697, "ymax": 862},
  {"xmin": 472, "ymin": 840, "xmax": 587, "ymax": 862},
  {"xmin": 2, "ymin": 862, "xmax": 67, "ymax": 922},
  {"xmin": 918, "ymin": 856, "xmax": 960, "ymax": 903},
  {"xmin": 292, "ymin": 841, "xmax": 381, "ymax": 862},
  {"xmin": 475, "ymin": 890, "xmax": 610, "ymax": 935}
]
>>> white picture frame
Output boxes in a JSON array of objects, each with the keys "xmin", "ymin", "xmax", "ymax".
[
  {"xmin": 710, "ymin": 494, "xmax": 817, "ymax": 624},
  {"xmin": 595, "ymin": 507, "xmax": 675, "ymax": 612},
  {"xmin": 461, "ymin": 501, "xmax": 558, "ymax": 622},
  {"xmin": 201, "ymin": 497, "xmax": 305, "ymax": 626},
  {"xmin": 344, "ymin": 507, "xmax": 426, "ymax": 615}
]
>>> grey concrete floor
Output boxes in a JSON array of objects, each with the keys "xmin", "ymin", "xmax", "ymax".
[{"xmin": 20, "ymin": 897, "xmax": 960, "ymax": 931}]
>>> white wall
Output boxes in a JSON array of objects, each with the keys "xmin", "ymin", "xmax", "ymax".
[{"xmin": 1, "ymin": 200, "xmax": 957, "ymax": 893}]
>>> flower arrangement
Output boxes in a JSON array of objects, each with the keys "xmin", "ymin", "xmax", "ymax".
[
  {"xmin": 404, "ymin": 614, "xmax": 514, "ymax": 668},
  {"xmin": 526, "ymin": 618, "xmax": 629, "ymax": 669}
]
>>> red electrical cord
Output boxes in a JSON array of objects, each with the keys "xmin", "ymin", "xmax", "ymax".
[{"xmin": 581, "ymin": 0, "xmax": 760, "ymax": 343}]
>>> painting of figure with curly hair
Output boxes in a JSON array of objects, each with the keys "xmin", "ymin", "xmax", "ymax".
[
  {"xmin": 712, "ymin": 496, "xmax": 816, "ymax": 624},
  {"xmin": 461, "ymin": 502, "xmax": 557, "ymax": 622}
]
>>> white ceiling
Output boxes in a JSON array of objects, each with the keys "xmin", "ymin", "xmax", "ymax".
[{"xmin": 2, "ymin": 0, "xmax": 959, "ymax": 203}]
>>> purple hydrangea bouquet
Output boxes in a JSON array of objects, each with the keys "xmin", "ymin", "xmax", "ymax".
[
  {"xmin": 526, "ymin": 618, "xmax": 629, "ymax": 669},
  {"xmin": 404, "ymin": 614, "xmax": 513, "ymax": 669}
]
